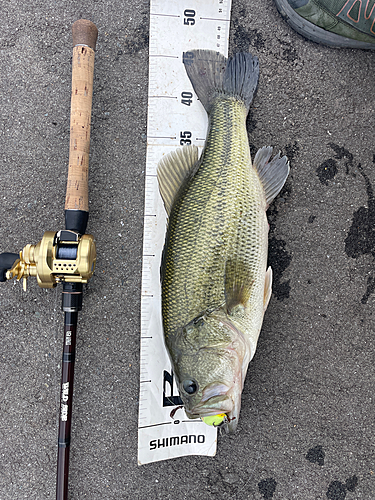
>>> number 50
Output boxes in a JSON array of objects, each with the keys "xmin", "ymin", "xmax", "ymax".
[{"xmin": 184, "ymin": 9, "xmax": 196, "ymax": 25}]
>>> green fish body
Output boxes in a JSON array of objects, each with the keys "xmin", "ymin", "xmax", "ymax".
[{"xmin": 157, "ymin": 50, "xmax": 289, "ymax": 432}]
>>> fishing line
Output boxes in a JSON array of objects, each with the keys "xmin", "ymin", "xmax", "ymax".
[{"xmin": 56, "ymin": 245, "xmax": 77, "ymax": 260}]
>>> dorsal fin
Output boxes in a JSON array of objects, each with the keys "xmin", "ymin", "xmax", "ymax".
[
  {"xmin": 253, "ymin": 146, "xmax": 290, "ymax": 206},
  {"xmin": 157, "ymin": 145, "xmax": 199, "ymax": 216}
]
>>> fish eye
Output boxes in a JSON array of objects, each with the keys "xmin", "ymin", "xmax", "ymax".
[{"xmin": 182, "ymin": 379, "xmax": 198, "ymax": 395}]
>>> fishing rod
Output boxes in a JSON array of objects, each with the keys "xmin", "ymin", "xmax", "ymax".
[{"xmin": 0, "ymin": 19, "xmax": 98, "ymax": 500}]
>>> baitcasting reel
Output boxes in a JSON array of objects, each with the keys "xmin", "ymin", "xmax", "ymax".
[{"xmin": 0, "ymin": 230, "xmax": 96, "ymax": 290}]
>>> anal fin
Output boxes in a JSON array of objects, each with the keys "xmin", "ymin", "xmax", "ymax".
[{"xmin": 263, "ymin": 266, "xmax": 273, "ymax": 311}]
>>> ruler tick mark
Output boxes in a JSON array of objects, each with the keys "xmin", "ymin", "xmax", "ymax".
[
  {"xmin": 200, "ymin": 17, "xmax": 231, "ymax": 22},
  {"xmin": 151, "ymin": 13, "xmax": 180, "ymax": 18},
  {"xmin": 149, "ymin": 55, "xmax": 179, "ymax": 59},
  {"xmin": 139, "ymin": 422, "xmax": 172, "ymax": 429},
  {"xmin": 148, "ymin": 136, "xmax": 177, "ymax": 139}
]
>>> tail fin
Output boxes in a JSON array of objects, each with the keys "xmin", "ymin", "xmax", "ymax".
[{"xmin": 183, "ymin": 50, "xmax": 259, "ymax": 114}]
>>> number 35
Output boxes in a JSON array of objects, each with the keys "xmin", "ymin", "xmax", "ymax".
[{"xmin": 180, "ymin": 131, "xmax": 192, "ymax": 145}]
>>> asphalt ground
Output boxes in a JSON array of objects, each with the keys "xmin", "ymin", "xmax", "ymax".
[{"xmin": 0, "ymin": 1, "xmax": 374, "ymax": 499}]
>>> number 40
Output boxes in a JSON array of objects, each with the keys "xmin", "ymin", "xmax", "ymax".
[{"xmin": 181, "ymin": 91, "xmax": 193, "ymax": 106}]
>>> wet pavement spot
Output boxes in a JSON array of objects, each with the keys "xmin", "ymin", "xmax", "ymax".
[
  {"xmin": 345, "ymin": 476, "xmax": 359, "ymax": 492},
  {"xmin": 306, "ymin": 445, "xmax": 325, "ymax": 466},
  {"xmin": 277, "ymin": 39, "xmax": 299, "ymax": 63},
  {"xmin": 316, "ymin": 159, "xmax": 338, "ymax": 185},
  {"xmin": 268, "ymin": 237, "xmax": 291, "ymax": 300},
  {"xmin": 320, "ymin": 143, "xmax": 375, "ymax": 303},
  {"xmin": 231, "ymin": 8, "xmax": 266, "ymax": 52},
  {"xmin": 284, "ymin": 141, "xmax": 300, "ymax": 164},
  {"xmin": 344, "ymin": 162, "xmax": 375, "ymax": 304},
  {"xmin": 328, "ymin": 143, "xmax": 354, "ymax": 175},
  {"xmin": 326, "ymin": 481, "xmax": 347, "ymax": 500},
  {"xmin": 246, "ymin": 111, "xmax": 258, "ymax": 134},
  {"xmin": 123, "ymin": 16, "xmax": 149, "ymax": 54},
  {"xmin": 258, "ymin": 478, "xmax": 277, "ymax": 499},
  {"xmin": 317, "ymin": 143, "xmax": 356, "ymax": 185},
  {"xmin": 326, "ymin": 476, "xmax": 358, "ymax": 500}
]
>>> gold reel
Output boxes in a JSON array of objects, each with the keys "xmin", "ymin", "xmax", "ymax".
[{"xmin": 6, "ymin": 230, "xmax": 96, "ymax": 290}]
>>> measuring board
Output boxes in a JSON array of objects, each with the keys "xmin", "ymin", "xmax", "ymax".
[{"xmin": 138, "ymin": 0, "xmax": 232, "ymax": 465}]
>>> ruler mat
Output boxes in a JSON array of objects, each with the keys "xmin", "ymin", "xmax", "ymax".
[{"xmin": 138, "ymin": 0, "xmax": 232, "ymax": 465}]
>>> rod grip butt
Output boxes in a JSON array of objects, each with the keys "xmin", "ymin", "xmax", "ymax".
[{"xmin": 72, "ymin": 20, "xmax": 98, "ymax": 50}]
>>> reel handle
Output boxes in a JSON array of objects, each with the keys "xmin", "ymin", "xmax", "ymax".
[
  {"xmin": 0, "ymin": 253, "xmax": 19, "ymax": 282},
  {"xmin": 65, "ymin": 20, "xmax": 98, "ymax": 234}
]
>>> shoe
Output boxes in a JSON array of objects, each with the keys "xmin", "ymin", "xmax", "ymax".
[{"xmin": 274, "ymin": 0, "xmax": 375, "ymax": 48}]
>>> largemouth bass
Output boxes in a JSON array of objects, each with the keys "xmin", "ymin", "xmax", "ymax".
[{"xmin": 157, "ymin": 50, "xmax": 289, "ymax": 432}]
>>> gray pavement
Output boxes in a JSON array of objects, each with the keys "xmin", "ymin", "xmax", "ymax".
[{"xmin": 1, "ymin": 1, "xmax": 374, "ymax": 499}]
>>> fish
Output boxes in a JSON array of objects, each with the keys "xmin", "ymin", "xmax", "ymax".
[{"xmin": 157, "ymin": 50, "xmax": 289, "ymax": 433}]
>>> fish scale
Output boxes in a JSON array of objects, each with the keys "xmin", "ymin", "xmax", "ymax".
[{"xmin": 162, "ymin": 97, "xmax": 268, "ymax": 347}]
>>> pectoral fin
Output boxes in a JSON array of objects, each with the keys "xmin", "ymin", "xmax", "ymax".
[
  {"xmin": 263, "ymin": 266, "xmax": 273, "ymax": 311},
  {"xmin": 224, "ymin": 259, "xmax": 254, "ymax": 315},
  {"xmin": 157, "ymin": 145, "xmax": 199, "ymax": 216}
]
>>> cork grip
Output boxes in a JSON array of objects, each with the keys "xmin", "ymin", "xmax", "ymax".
[{"xmin": 65, "ymin": 20, "xmax": 98, "ymax": 212}]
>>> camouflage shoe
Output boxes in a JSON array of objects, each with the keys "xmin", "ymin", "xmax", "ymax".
[{"xmin": 274, "ymin": 0, "xmax": 375, "ymax": 48}]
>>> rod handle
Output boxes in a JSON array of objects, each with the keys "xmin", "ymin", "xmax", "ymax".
[{"xmin": 64, "ymin": 20, "xmax": 98, "ymax": 216}]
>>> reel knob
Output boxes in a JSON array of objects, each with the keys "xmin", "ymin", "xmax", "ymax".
[{"xmin": 0, "ymin": 252, "xmax": 20, "ymax": 282}]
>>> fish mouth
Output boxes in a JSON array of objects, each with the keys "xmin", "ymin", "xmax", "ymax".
[{"xmin": 185, "ymin": 381, "xmax": 242, "ymax": 433}]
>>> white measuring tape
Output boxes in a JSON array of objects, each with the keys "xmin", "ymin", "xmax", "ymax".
[{"xmin": 138, "ymin": 0, "xmax": 232, "ymax": 465}]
